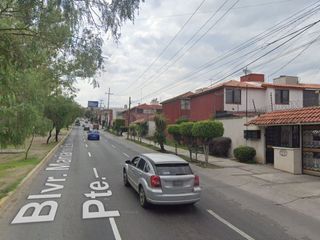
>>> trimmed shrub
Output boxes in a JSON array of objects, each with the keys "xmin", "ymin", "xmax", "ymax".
[
  {"xmin": 176, "ymin": 118, "xmax": 189, "ymax": 124},
  {"xmin": 233, "ymin": 146, "xmax": 256, "ymax": 163},
  {"xmin": 209, "ymin": 137, "xmax": 231, "ymax": 157}
]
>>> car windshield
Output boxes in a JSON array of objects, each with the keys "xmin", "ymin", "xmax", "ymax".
[{"xmin": 155, "ymin": 163, "xmax": 192, "ymax": 176}]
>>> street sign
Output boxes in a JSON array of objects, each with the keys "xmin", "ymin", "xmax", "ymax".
[{"xmin": 88, "ymin": 101, "xmax": 99, "ymax": 108}]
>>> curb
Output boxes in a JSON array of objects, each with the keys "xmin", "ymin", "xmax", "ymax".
[{"xmin": 0, "ymin": 128, "xmax": 72, "ymax": 209}]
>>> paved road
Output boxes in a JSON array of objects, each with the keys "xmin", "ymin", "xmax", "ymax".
[{"xmin": 0, "ymin": 127, "xmax": 319, "ymax": 240}]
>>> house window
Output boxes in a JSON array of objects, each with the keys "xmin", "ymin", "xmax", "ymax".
[
  {"xmin": 137, "ymin": 108, "xmax": 143, "ymax": 114},
  {"xmin": 303, "ymin": 90, "xmax": 320, "ymax": 107},
  {"xmin": 275, "ymin": 89, "xmax": 289, "ymax": 104},
  {"xmin": 226, "ymin": 88, "xmax": 241, "ymax": 104},
  {"xmin": 181, "ymin": 99, "xmax": 190, "ymax": 110},
  {"xmin": 143, "ymin": 109, "xmax": 155, "ymax": 114}
]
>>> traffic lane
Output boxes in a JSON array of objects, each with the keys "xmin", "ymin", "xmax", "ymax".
[
  {"xmin": 96, "ymin": 133, "xmax": 300, "ymax": 240},
  {"xmin": 198, "ymin": 168, "xmax": 320, "ymax": 240},
  {"xmin": 87, "ymin": 134, "xmax": 249, "ymax": 240},
  {"xmin": 99, "ymin": 131, "xmax": 154, "ymax": 158},
  {"xmin": 0, "ymin": 130, "xmax": 77, "ymax": 240},
  {"xmin": 0, "ymin": 128, "xmax": 116, "ymax": 240}
]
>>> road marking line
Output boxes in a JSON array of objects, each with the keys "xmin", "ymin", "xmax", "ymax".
[
  {"xmin": 93, "ymin": 168, "xmax": 99, "ymax": 178},
  {"xmin": 109, "ymin": 217, "xmax": 122, "ymax": 240},
  {"xmin": 88, "ymin": 152, "xmax": 91, "ymax": 157},
  {"xmin": 28, "ymin": 194, "xmax": 61, "ymax": 199},
  {"xmin": 207, "ymin": 209, "xmax": 255, "ymax": 240},
  {"xmin": 111, "ymin": 144, "xmax": 116, "ymax": 149},
  {"xmin": 85, "ymin": 144, "xmax": 88, "ymax": 148},
  {"xmin": 122, "ymin": 153, "xmax": 129, "ymax": 158}
]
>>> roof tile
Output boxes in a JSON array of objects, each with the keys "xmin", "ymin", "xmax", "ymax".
[{"xmin": 248, "ymin": 106, "xmax": 320, "ymax": 125}]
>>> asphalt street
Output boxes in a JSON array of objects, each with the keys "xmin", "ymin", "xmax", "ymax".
[{"xmin": 0, "ymin": 127, "xmax": 320, "ymax": 240}]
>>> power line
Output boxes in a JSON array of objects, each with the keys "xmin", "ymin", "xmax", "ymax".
[
  {"xmin": 131, "ymin": 0, "xmax": 236, "ymax": 93},
  {"xmin": 132, "ymin": 18, "xmax": 320, "ymax": 104},
  {"xmin": 269, "ymin": 32, "xmax": 320, "ymax": 77},
  {"xmin": 120, "ymin": 0, "xmax": 208, "ymax": 95},
  {"xmin": 133, "ymin": 1, "xmax": 320, "ymax": 100}
]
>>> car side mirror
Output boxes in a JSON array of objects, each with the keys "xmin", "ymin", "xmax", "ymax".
[{"xmin": 125, "ymin": 160, "xmax": 131, "ymax": 165}]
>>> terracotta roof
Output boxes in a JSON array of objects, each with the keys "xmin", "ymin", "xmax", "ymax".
[
  {"xmin": 132, "ymin": 115, "xmax": 155, "ymax": 123},
  {"xmin": 223, "ymin": 80, "xmax": 264, "ymax": 89},
  {"xmin": 261, "ymin": 83, "xmax": 320, "ymax": 90},
  {"xmin": 191, "ymin": 80, "xmax": 264, "ymax": 98},
  {"xmin": 247, "ymin": 106, "xmax": 320, "ymax": 126},
  {"xmin": 161, "ymin": 91, "xmax": 194, "ymax": 104}
]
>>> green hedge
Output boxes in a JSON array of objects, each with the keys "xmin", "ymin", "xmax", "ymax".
[
  {"xmin": 233, "ymin": 146, "xmax": 256, "ymax": 163},
  {"xmin": 209, "ymin": 137, "xmax": 231, "ymax": 157}
]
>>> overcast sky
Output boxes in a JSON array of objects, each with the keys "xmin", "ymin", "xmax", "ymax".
[{"xmin": 75, "ymin": 0, "xmax": 320, "ymax": 108}]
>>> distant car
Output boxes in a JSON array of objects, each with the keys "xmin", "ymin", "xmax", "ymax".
[
  {"xmin": 123, "ymin": 153, "xmax": 201, "ymax": 208},
  {"xmin": 75, "ymin": 119, "xmax": 80, "ymax": 126},
  {"xmin": 93, "ymin": 123, "xmax": 99, "ymax": 130},
  {"xmin": 87, "ymin": 130, "xmax": 100, "ymax": 140},
  {"xmin": 83, "ymin": 125, "xmax": 90, "ymax": 131}
]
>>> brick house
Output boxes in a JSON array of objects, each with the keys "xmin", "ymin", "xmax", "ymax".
[
  {"xmin": 122, "ymin": 103, "xmax": 162, "ymax": 126},
  {"xmin": 161, "ymin": 92, "xmax": 193, "ymax": 124}
]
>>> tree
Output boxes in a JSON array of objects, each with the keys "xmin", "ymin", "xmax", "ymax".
[
  {"xmin": 0, "ymin": 0, "xmax": 144, "ymax": 148},
  {"xmin": 154, "ymin": 115, "xmax": 167, "ymax": 152},
  {"xmin": 44, "ymin": 95, "xmax": 81, "ymax": 143},
  {"xmin": 192, "ymin": 120, "xmax": 224, "ymax": 165},
  {"xmin": 167, "ymin": 124, "xmax": 181, "ymax": 155},
  {"xmin": 113, "ymin": 119, "xmax": 125, "ymax": 136},
  {"xmin": 129, "ymin": 124, "xmax": 137, "ymax": 141},
  {"xmin": 179, "ymin": 122, "xmax": 195, "ymax": 161},
  {"xmin": 136, "ymin": 121, "xmax": 148, "ymax": 142}
]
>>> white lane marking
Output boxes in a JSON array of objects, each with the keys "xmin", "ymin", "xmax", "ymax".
[
  {"xmin": 88, "ymin": 152, "xmax": 92, "ymax": 157},
  {"xmin": 85, "ymin": 144, "xmax": 88, "ymax": 148},
  {"xmin": 122, "ymin": 153, "xmax": 129, "ymax": 158},
  {"xmin": 111, "ymin": 144, "xmax": 116, "ymax": 149},
  {"xmin": 28, "ymin": 194, "xmax": 61, "ymax": 199},
  {"xmin": 207, "ymin": 209, "xmax": 255, "ymax": 240},
  {"xmin": 93, "ymin": 168, "xmax": 99, "ymax": 178},
  {"xmin": 109, "ymin": 217, "xmax": 122, "ymax": 240}
]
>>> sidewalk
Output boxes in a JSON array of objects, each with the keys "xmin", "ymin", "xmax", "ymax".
[{"xmin": 135, "ymin": 136, "xmax": 320, "ymax": 221}]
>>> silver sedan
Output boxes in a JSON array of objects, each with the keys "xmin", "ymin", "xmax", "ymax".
[{"xmin": 123, "ymin": 153, "xmax": 201, "ymax": 208}]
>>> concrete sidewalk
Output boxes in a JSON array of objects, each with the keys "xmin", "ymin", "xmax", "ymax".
[{"xmin": 136, "ymin": 136, "xmax": 320, "ymax": 221}]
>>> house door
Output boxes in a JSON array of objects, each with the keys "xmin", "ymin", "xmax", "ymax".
[
  {"xmin": 302, "ymin": 125, "xmax": 320, "ymax": 176},
  {"xmin": 265, "ymin": 126, "xmax": 281, "ymax": 164}
]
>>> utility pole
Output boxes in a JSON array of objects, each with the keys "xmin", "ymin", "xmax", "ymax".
[
  {"xmin": 127, "ymin": 97, "xmax": 131, "ymax": 139},
  {"xmin": 105, "ymin": 88, "xmax": 113, "ymax": 110},
  {"xmin": 105, "ymin": 88, "xmax": 113, "ymax": 128}
]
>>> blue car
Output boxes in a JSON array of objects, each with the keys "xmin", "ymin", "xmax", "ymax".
[{"xmin": 87, "ymin": 130, "xmax": 100, "ymax": 140}]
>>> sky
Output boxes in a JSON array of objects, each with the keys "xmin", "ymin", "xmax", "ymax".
[{"xmin": 74, "ymin": 0, "xmax": 320, "ymax": 108}]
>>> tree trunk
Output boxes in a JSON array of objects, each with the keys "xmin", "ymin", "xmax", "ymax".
[
  {"xmin": 55, "ymin": 128, "xmax": 60, "ymax": 142},
  {"xmin": 160, "ymin": 143, "xmax": 165, "ymax": 152},
  {"xmin": 47, "ymin": 124, "xmax": 54, "ymax": 144},
  {"xmin": 203, "ymin": 144, "xmax": 209, "ymax": 166},
  {"xmin": 175, "ymin": 143, "xmax": 177, "ymax": 155},
  {"xmin": 25, "ymin": 132, "xmax": 35, "ymax": 160},
  {"xmin": 188, "ymin": 147, "xmax": 192, "ymax": 162}
]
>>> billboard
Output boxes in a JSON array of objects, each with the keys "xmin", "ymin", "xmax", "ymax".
[{"xmin": 88, "ymin": 101, "xmax": 99, "ymax": 108}]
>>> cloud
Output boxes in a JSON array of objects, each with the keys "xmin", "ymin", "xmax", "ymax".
[{"xmin": 75, "ymin": 0, "xmax": 320, "ymax": 108}]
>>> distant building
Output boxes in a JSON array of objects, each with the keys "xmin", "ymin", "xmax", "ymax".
[{"xmin": 122, "ymin": 103, "xmax": 162, "ymax": 126}]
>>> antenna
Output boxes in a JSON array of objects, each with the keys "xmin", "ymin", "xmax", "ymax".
[{"xmin": 243, "ymin": 67, "xmax": 251, "ymax": 75}]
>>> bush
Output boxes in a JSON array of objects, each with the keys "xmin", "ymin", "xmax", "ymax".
[
  {"xmin": 233, "ymin": 146, "xmax": 256, "ymax": 163},
  {"xmin": 209, "ymin": 137, "xmax": 231, "ymax": 157}
]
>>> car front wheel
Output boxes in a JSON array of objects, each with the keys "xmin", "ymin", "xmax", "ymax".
[{"xmin": 139, "ymin": 186, "xmax": 149, "ymax": 208}]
